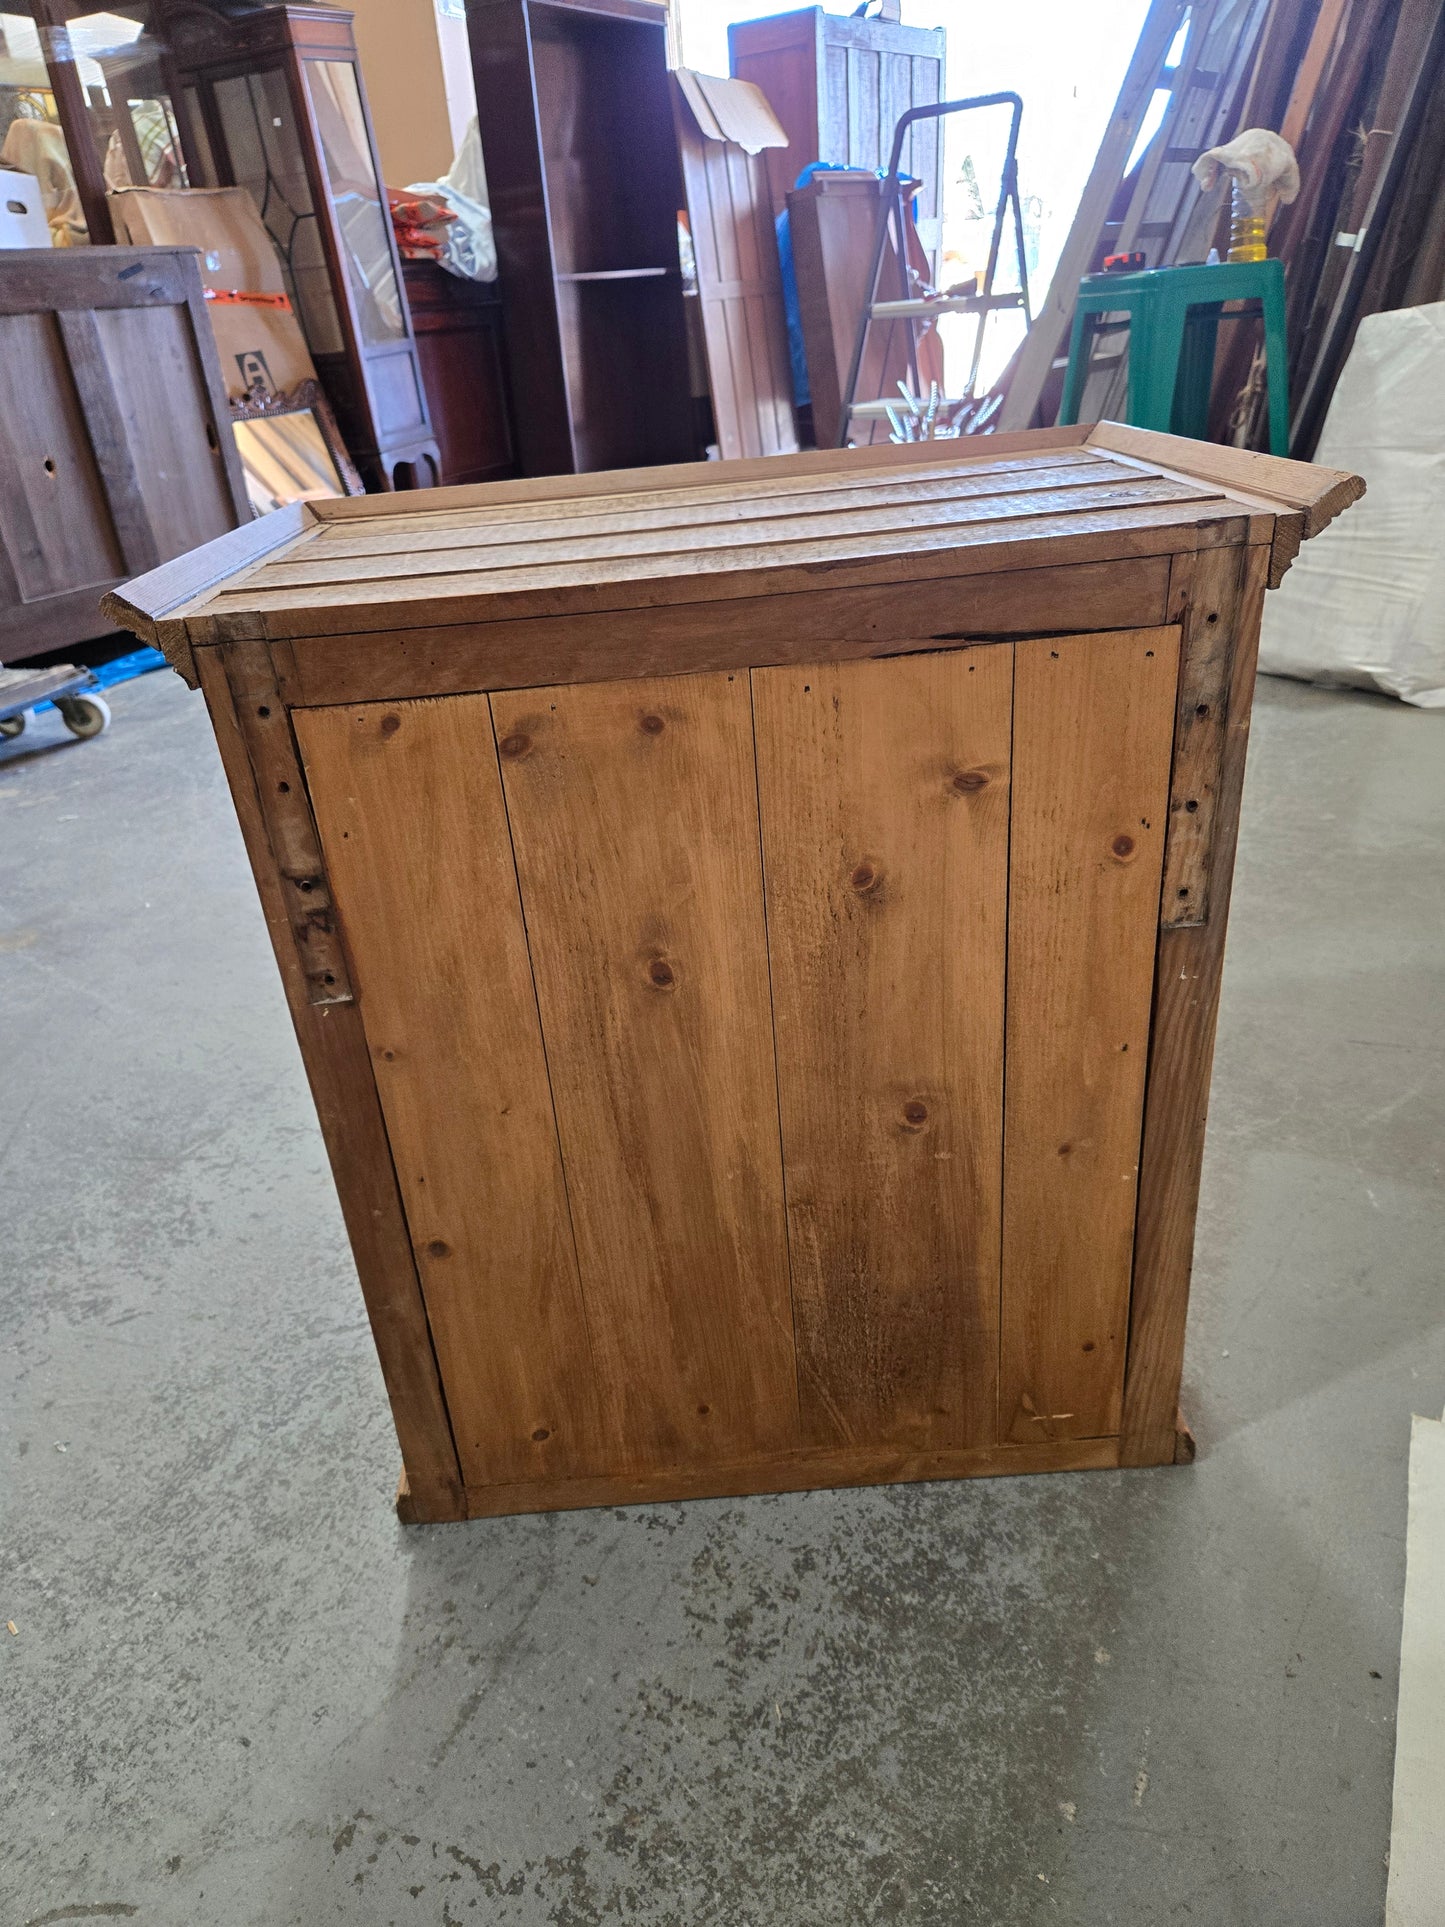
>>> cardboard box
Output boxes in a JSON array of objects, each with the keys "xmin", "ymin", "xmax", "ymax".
[{"xmin": 109, "ymin": 185, "xmax": 317, "ymax": 404}]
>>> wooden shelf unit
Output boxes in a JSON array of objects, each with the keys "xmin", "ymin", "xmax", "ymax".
[{"xmin": 465, "ymin": 0, "xmax": 697, "ymax": 475}]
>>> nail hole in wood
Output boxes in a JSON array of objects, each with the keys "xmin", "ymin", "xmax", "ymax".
[
  {"xmin": 1206, "ymin": 611, "xmax": 1219, "ymax": 625},
  {"xmin": 277, "ymin": 780, "xmax": 290, "ymax": 794},
  {"xmin": 323, "ymin": 972, "xmax": 335, "ymax": 984},
  {"xmin": 256, "ymin": 704, "xmax": 270, "ymax": 718},
  {"xmin": 1178, "ymin": 887, "xmax": 1190, "ymax": 898},
  {"xmin": 1185, "ymin": 798, "xmax": 1198, "ymax": 813},
  {"xmin": 1196, "ymin": 703, "xmax": 1209, "ymax": 718},
  {"xmin": 42, "ymin": 456, "xmax": 55, "ymax": 475}
]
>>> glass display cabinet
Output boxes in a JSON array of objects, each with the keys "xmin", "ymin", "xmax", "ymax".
[
  {"xmin": 0, "ymin": 2, "xmax": 192, "ymax": 243},
  {"xmin": 162, "ymin": 1, "xmax": 438, "ymax": 489}
]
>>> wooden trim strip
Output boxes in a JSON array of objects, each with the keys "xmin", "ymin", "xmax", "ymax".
[
  {"xmin": 1121, "ymin": 541, "xmax": 1270, "ymax": 1466},
  {"xmin": 276, "ymin": 554, "xmax": 1174, "ymax": 707},
  {"xmin": 101, "ymin": 502, "xmax": 321, "ymax": 685},
  {"xmin": 398, "ymin": 1432, "xmax": 1124, "ymax": 1522},
  {"xmin": 1085, "ymin": 421, "xmax": 1365, "ymax": 584},
  {"xmin": 220, "ymin": 641, "xmax": 354, "ymax": 1006},
  {"xmin": 56, "ymin": 308, "xmax": 162, "ymax": 578},
  {"xmin": 194, "ymin": 648, "xmax": 464, "ymax": 1509},
  {"xmin": 1159, "ymin": 545, "xmax": 1245, "ymax": 928}
]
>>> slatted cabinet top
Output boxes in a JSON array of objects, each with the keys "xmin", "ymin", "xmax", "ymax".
[{"xmin": 107, "ymin": 422, "xmax": 1364, "ymax": 674}]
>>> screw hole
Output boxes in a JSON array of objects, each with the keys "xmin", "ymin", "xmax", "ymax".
[
  {"xmin": 277, "ymin": 780, "xmax": 290, "ymax": 794},
  {"xmin": 1206, "ymin": 611, "xmax": 1219, "ymax": 625},
  {"xmin": 1196, "ymin": 703, "xmax": 1210, "ymax": 718},
  {"xmin": 1145, "ymin": 649, "xmax": 1154, "ymax": 658},
  {"xmin": 257, "ymin": 704, "xmax": 270, "ymax": 719},
  {"xmin": 1177, "ymin": 887, "xmax": 1189, "ymax": 899},
  {"xmin": 803, "ymin": 684, "xmax": 810, "ymax": 693},
  {"xmin": 1184, "ymin": 798, "xmax": 1198, "ymax": 813},
  {"xmin": 323, "ymin": 972, "xmax": 335, "ymax": 984},
  {"xmin": 42, "ymin": 455, "xmax": 55, "ymax": 476}
]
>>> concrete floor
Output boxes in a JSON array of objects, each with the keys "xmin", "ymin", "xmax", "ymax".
[{"xmin": 2, "ymin": 666, "xmax": 1441, "ymax": 1927}]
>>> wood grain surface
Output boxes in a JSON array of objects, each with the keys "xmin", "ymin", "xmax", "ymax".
[
  {"xmin": 1000, "ymin": 626, "xmax": 1180, "ymax": 1443},
  {"xmin": 1122, "ymin": 546, "xmax": 1270, "ymax": 1464},
  {"xmin": 296, "ymin": 694, "xmax": 604, "ymax": 1487},
  {"xmin": 753, "ymin": 647, "xmax": 1011, "ymax": 1449},
  {"xmin": 491, "ymin": 671, "xmax": 799, "ymax": 1468}
]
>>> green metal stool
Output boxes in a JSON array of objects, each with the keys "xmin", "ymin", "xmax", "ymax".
[{"xmin": 1057, "ymin": 259, "xmax": 1288, "ymax": 454}]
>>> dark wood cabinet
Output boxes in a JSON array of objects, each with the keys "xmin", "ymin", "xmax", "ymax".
[
  {"xmin": 465, "ymin": 0, "xmax": 697, "ymax": 476},
  {"xmin": 401, "ymin": 261, "xmax": 516, "ymax": 488},
  {"xmin": 0, "ymin": 246, "xmax": 247, "ymax": 661},
  {"xmin": 162, "ymin": 1, "xmax": 440, "ymax": 490},
  {"xmin": 729, "ymin": 8, "xmax": 946, "ymax": 264}
]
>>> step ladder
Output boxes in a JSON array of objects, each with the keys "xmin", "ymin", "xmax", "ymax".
[{"xmin": 836, "ymin": 93, "xmax": 1033, "ymax": 445}]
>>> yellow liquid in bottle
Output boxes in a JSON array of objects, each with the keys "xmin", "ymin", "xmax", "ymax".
[{"xmin": 1228, "ymin": 183, "xmax": 1267, "ymax": 262}]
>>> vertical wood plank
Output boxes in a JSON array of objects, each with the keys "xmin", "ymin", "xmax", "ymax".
[
  {"xmin": 55, "ymin": 308, "xmax": 161, "ymax": 576},
  {"xmin": 294, "ymin": 694, "xmax": 604, "ymax": 1488},
  {"xmin": 753, "ymin": 646, "xmax": 1012, "ymax": 1449},
  {"xmin": 491, "ymin": 671, "xmax": 799, "ymax": 1469},
  {"xmin": 193, "ymin": 651, "xmax": 464, "ymax": 1515},
  {"xmin": 1001, "ymin": 624, "xmax": 1181, "ymax": 1443},
  {"xmin": 1122, "ymin": 545, "xmax": 1270, "ymax": 1465}
]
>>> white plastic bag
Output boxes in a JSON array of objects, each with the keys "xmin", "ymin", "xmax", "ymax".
[{"xmin": 1260, "ymin": 303, "xmax": 1445, "ymax": 707}]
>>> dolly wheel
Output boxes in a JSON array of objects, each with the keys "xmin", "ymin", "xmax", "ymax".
[
  {"xmin": 0, "ymin": 713, "xmax": 24, "ymax": 739},
  {"xmin": 57, "ymin": 694, "xmax": 111, "ymax": 739}
]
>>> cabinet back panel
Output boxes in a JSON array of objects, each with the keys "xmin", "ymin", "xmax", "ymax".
[
  {"xmin": 491, "ymin": 671, "xmax": 800, "ymax": 1468},
  {"xmin": 753, "ymin": 645, "xmax": 1011, "ymax": 1449},
  {"xmin": 296, "ymin": 694, "xmax": 607, "ymax": 1487},
  {"xmin": 1000, "ymin": 626, "xmax": 1180, "ymax": 1443}
]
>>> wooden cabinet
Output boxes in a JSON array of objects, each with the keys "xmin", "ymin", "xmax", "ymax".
[
  {"xmin": 106, "ymin": 423, "xmax": 1362, "ymax": 1522},
  {"xmin": 729, "ymin": 7, "xmax": 946, "ymax": 262},
  {"xmin": 0, "ymin": 245, "xmax": 247, "ymax": 662},
  {"xmin": 464, "ymin": 0, "xmax": 696, "ymax": 476},
  {"xmin": 400, "ymin": 261, "xmax": 516, "ymax": 488}
]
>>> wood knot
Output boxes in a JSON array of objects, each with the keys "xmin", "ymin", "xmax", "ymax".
[
  {"xmin": 499, "ymin": 732, "xmax": 530, "ymax": 759},
  {"xmin": 531, "ymin": 1427, "xmax": 550, "ymax": 1442},
  {"xmin": 380, "ymin": 712, "xmax": 401, "ymax": 737},
  {"xmin": 639, "ymin": 713, "xmax": 666, "ymax": 735},
  {"xmin": 902, "ymin": 1099, "xmax": 929, "ymax": 1129},
  {"xmin": 426, "ymin": 1239, "xmax": 451, "ymax": 1259},
  {"xmin": 647, "ymin": 958, "xmax": 676, "ymax": 989},
  {"xmin": 1111, "ymin": 834, "xmax": 1135, "ymax": 860},
  {"xmin": 850, "ymin": 861, "xmax": 879, "ymax": 893},
  {"xmin": 952, "ymin": 769, "xmax": 988, "ymax": 793}
]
